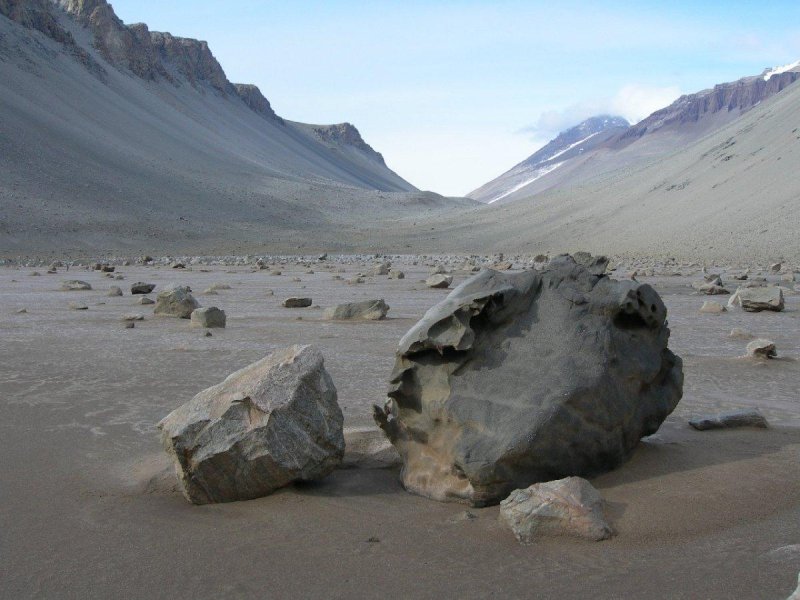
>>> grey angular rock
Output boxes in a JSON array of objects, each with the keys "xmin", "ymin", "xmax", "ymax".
[
  {"xmin": 370, "ymin": 262, "xmax": 391, "ymax": 276},
  {"xmin": 374, "ymin": 254, "xmax": 683, "ymax": 506},
  {"xmin": 425, "ymin": 273, "xmax": 453, "ymax": 289},
  {"xmin": 107, "ymin": 286, "xmax": 123, "ymax": 297},
  {"xmin": 499, "ymin": 477, "xmax": 613, "ymax": 542},
  {"xmin": 190, "ymin": 307, "xmax": 226, "ymax": 328},
  {"xmin": 283, "ymin": 297, "xmax": 312, "ymax": 308},
  {"xmin": 121, "ymin": 313, "xmax": 145, "ymax": 321},
  {"xmin": 154, "ymin": 286, "xmax": 199, "ymax": 318},
  {"xmin": 389, "ymin": 270, "xmax": 405, "ymax": 280},
  {"xmin": 689, "ymin": 409, "xmax": 768, "ymax": 431},
  {"xmin": 131, "ymin": 282, "xmax": 156, "ymax": 294},
  {"xmin": 61, "ymin": 280, "xmax": 91, "ymax": 291},
  {"xmin": 68, "ymin": 302, "xmax": 88, "ymax": 310},
  {"xmin": 746, "ymin": 338, "xmax": 777, "ymax": 358},
  {"xmin": 158, "ymin": 345, "xmax": 344, "ymax": 504},
  {"xmin": 137, "ymin": 296, "xmax": 155, "ymax": 305},
  {"xmin": 699, "ymin": 300, "xmax": 726, "ymax": 314},
  {"xmin": 728, "ymin": 286, "xmax": 784, "ymax": 312},
  {"xmin": 323, "ymin": 299, "xmax": 389, "ymax": 321}
]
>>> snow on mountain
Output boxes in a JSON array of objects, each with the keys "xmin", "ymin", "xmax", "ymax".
[{"xmin": 764, "ymin": 60, "xmax": 800, "ymax": 81}]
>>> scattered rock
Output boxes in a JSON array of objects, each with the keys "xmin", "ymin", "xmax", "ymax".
[
  {"xmin": 107, "ymin": 286, "xmax": 123, "ymax": 297},
  {"xmin": 68, "ymin": 302, "xmax": 88, "ymax": 310},
  {"xmin": 781, "ymin": 272, "xmax": 797, "ymax": 283},
  {"xmin": 499, "ymin": 477, "xmax": 613, "ymax": 542},
  {"xmin": 154, "ymin": 286, "xmax": 200, "ymax": 318},
  {"xmin": 493, "ymin": 261, "xmax": 513, "ymax": 270},
  {"xmin": 137, "ymin": 296, "xmax": 155, "ymax": 305},
  {"xmin": 389, "ymin": 270, "xmax": 405, "ymax": 279},
  {"xmin": 131, "ymin": 282, "xmax": 156, "ymax": 295},
  {"xmin": 29, "ymin": 271, "xmax": 41, "ymax": 276},
  {"xmin": 282, "ymin": 297, "xmax": 312, "ymax": 308},
  {"xmin": 190, "ymin": 307, "xmax": 226, "ymax": 328},
  {"xmin": 121, "ymin": 313, "xmax": 145, "ymax": 321},
  {"xmin": 342, "ymin": 427, "xmax": 402, "ymax": 469},
  {"xmin": 204, "ymin": 331, "xmax": 212, "ymax": 337},
  {"xmin": 265, "ymin": 289, "xmax": 274, "ymax": 296},
  {"xmin": 746, "ymin": 338, "xmax": 777, "ymax": 358},
  {"xmin": 270, "ymin": 270, "xmax": 282, "ymax": 276},
  {"xmin": 425, "ymin": 274, "xmax": 453, "ymax": 289},
  {"xmin": 125, "ymin": 321, "xmax": 135, "ymax": 329},
  {"xmin": 699, "ymin": 300, "xmax": 726, "ymax": 314},
  {"xmin": 347, "ymin": 277, "xmax": 365, "ymax": 285},
  {"xmin": 61, "ymin": 280, "xmax": 92, "ymax": 291},
  {"xmin": 698, "ymin": 283, "xmax": 729, "ymax": 295},
  {"xmin": 158, "ymin": 345, "xmax": 344, "ymax": 504},
  {"xmin": 689, "ymin": 409, "xmax": 768, "ymax": 431},
  {"xmin": 770, "ymin": 262, "xmax": 782, "ymax": 273},
  {"xmin": 323, "ymin": 299, "xmax": 389, "ymax": 320},
  {"xmin": 729, "ymin": 328, "xmax": 753, "ymax": 339},
  {"xmin": 728, "ymin": 287, "xmax": 784, "ymax": 312},
  {"xmin": 16, "ymin": 308, "xmax": 27, "ymax": 314},
  {"xmin": 371, "ymin": 262, "xmax": 391, "ymax": 276},
  {"xmin": 171, "ymin": 262, "xmax": 185, "ymax": 269},
  {"xmin": 375, "ymin": 254, "xmax": 683, "ymax": 506}
]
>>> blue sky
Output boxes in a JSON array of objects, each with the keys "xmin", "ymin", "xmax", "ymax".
[{"xmin": 112, "ymin": 0, "xmax": 800, "ymax": 196}]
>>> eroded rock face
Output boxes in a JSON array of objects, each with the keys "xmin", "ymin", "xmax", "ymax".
[
  {"xmin": 158, "ymin": 345, "xmax": 344, "ymax": 504},
  {"xmin": 374, "ymin": 254, "xmax": 683, "ymax": 506}
]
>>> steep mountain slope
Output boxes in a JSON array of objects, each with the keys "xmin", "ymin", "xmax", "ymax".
[
  {"xmin": 390, "ymin": 72, "xmax": 800, "ymax": 262},
  {"xmin": 468, "ymin": 116, "xmax": 629, "ymax": 204},
  {"xmin": 0, "ymin": 0, "xmax": 474, "ymax": 256},
  {"xmin": 472, "ymin": 64, "xmax": 800, "ymax": 205}
]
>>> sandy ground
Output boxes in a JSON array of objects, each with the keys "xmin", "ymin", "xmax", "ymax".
[{"xmin": 1, "ymin": 260, "xmax": 799, "ymax": 599}]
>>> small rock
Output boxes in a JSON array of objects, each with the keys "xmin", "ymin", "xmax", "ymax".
[
  {"xmin": 61, "ymin": 280, "xmax": 92, "ymax": 291},
  {"xmin": 171, "ymin": 262, "xmax": 185, "ymax": 269},
  {"xmin": 425, "ymin": 274, "xmax": 453, "ymax": 289},
  {"xmin": 29, "ymin": 271, "xmax": 41, "ymax": 276},
  {"xmin": 283, "ymin": 297, "xmax": 312, "ymax": 308},
  {"xmin": 746, "ymin": 338, "xmax": 777, "ymax": 358},
  {"xmin": 16, "ymin": 308, "xmax": 27, "ymax": 314},
  {"xmin": 125, "ymin": 321, "xmax": 135, "ymax": 329},
  {"xmin": 729, "ymin": 328, "xmax": 753, "ymax": 339},
  {"xmin": 204, "ymin": 331, "xmax": 212, "ymax": 337},
  {"xmin": 389, "ymin": 270, "xmax": 405, "ymax": 280},
  {"xmin": 269, "ymin": 270, "xmax": 282, "ymax": 276},
  {"xmin": 138, "ymin": 296, "xmax": 155, "ymax": 305},
  {"xmin": 121, "ymin": 313, "xmax": 145, "ymax": 321},
  {"xmin": 107, "ymin": 286, "xmax": 123, "ymax": 297},
  {"xmin": 68, "ymin": 302, "xmax": 88, "ymax": 310},
  {"xmin": 154, "ymin": 286, "xmax": 200, "ymax": 319},
  {"xmin": 190, "ymin": 307, "xmax": 226, "ymax": 328},
  {"xmin": 699, "ymin": 300, "xmax": 726, "ymax": 314},
  {"xmin": 493, "ymin": 261, "xmax": 513, "ymax": 271},
  {"xmin": 323, "ymin": 299, "xmax": 389, "ymax": 321},
  {"xmin": 131, "ymin": 282, "xmax": 156, "ymax": 295},
  {"xmin": 370, "ymin": 262, "xmax": 391, "ymax": 276},
  {"xmin": 689, "ymin": 409, "xmax": 769, "ymax": 431},
  {"xmin": 769, "ymin": 262, "xmax": 782, "ymax": 273},
  {"xmin": 347, "ymin": 277, "xmax": 365, "ymax": 285},
  {"xmin": 499, "ymin": 477, "xmax": 613, "ymax": 543},
  {"xmin": 265, "ymin": 289, "xmax": 274, "ymax": 296}
]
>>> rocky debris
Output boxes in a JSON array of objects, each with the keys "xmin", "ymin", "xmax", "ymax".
[
  {"xmin": 689, "ymin": 409, "xmax": 768, "ymax": 431},
  {"xmin": 425, "ymin": 274, "xmax": 453, "ymax": 289},
  {"xmin": 131, "ymin": 282, "xmax": 156, "ymax": 295},
  {"xmin": 431, "ymin": 265, "xmax": 449, "ymax": 275},
  {"xmin": 68, "ymin": 302, "xmax": 88, "ymax": 310},
  {"xmin": 137, "ymin": 296, "xmax": 155, "ymax": 305},
  {"xmin": 154, "ymin": 286, "xmax": 199, "ymax": 318},
  {"xmin": 342, "ymin": 427, "xmax": 402, "ymax": 469},
  {"xmin": 729, "ymin": 328, "xmax": 753, "ymax": 339},
  {"xmin": 190, "ymin": 307, "xmax": 226, "ymax": 328},
  {"xmin": 282, "ymin": 297, "xmax": 312, "ymax": 308},
  {"xmin": 61, "ymin": 280, "xmax": 91, "ymax": 291},
  {"xmin": 493, "ymin": 261, "xmax": 513, "ymax": 271},
  {"xmin": 699, "ymin": 301, "xmax": 726, "ymax": 314},
  {"xmin": 374, "ymin": 254, "xmax": 683, "ymax": 506},
  {"xmin": 125, "ymin": 321, "xmax": 135, "ymax": 329},
  {"xmin": 347, "ymin": 277, "xmax": 365, "ymax": 285},
  {"xmin": 158, "ymin": 345, "xmax": 344, "ymax": 504},
  {"xmin": 370, "ymin": 262, "xmax": 391, "ymax": 276},
  {"xmin": 698, "ymin": 283, "xmax": 729, "ymax": 295},
  {"xmin": 499, "ymin": 477, "xmax": 613, "ymax": 543},
  {"xmin": 318, "ymin": 253, "xmax": 328, "ymax": 261},
  {"xmin": 232, "ymin": 83, "xmax": 281, "ymax": 121},
  {"xmin": 121, "ymin": 313, "xmax": 145, "ymax": 321},
  {"xmin": 16, "ymin": 308, "xmax": 28, "ymax": 314},
  {"xmin": 29, "ymin": 271, "xmax": 41, "ymax": 276},
  {"xmin": 746, "ymin": 338, "xmax": 777, "ymax": 358},
  {"xmin": 728, "ymin": 287, "xmax": 784, "ymax": 312},
  {"xmin": 313, "ymin": 123, "xmax": 387, "ymax": 165},
  {"xmin": 204, "ymin": 331, "xmax": 212, "ymax": 337},
  {"xmin": 323, "ymin": 299, "xmax": 389, "ymax": 321},
  {"xmin": 107, "ymin": 286, "xmax": 123, "ymax": 297},
  {"xmin": 270, "ymin": 270, "xmax": 282, "ymax": 276},
  {"xmin": 171, "ymin": 262, "xmax": 185, "ymax": 269},
  {"xmin": 770, "ymin": 262, "xmax": 782, "ymax": 273},
  {"xmin": 389, "ymin": 270, "xmax": 405, "ymax": 280}
]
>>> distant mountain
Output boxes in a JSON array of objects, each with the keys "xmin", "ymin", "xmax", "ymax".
[
  {"xmin": 468, "ymin": 115, "xmax": 629, "ymax": 204},
  {"xmin": 0, "ymin": 0, "xmax": 477, "ymax": 256},
  {"xmin": 471, "ymin": 63, "xmax": 800, "ymax": 204}
]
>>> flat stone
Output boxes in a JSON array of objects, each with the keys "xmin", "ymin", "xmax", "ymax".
[
  {"xmin": 131, "ymin": 282, "xmax": 156, "ymax": 295},
  {"xmin": 323, "ymin": 299, "xmax": 389, "ymax": 320},
  {"xmin": 425, "ymin": 273, "xmax": 453, "ymax": 288},
  {"xmin": 689, "ymin": 409, "xmax": 769, "ymax": 431},
  {"xmin": 61, "ymin": 280, "xmax": 91, "ymax": 291},
  {"xmin": 121, "ymin": 313, "xmax": 145, "ymax": 321},
  {"xmin": 68, "ymin": 302, "xmax": 88, "ymax": 310},
  {"xmin": 283, "ymin": 297, "xmax": 312, "ymax": 308},
  {"xmin": 728, "ymin": 286, "xmax": 784, "ymax": 312}
]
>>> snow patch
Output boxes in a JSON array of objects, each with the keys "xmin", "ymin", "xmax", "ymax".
[
  {"xmin": 488, "ymin": 162, "xmax": 565, "ymax": 204},
  {"xmin": 764, "ymin": 60, "xmax": 800, "ymax": 81},
  {"xmin": 547, "ymin": 131, "xmax": 601, "ymax": 162}
]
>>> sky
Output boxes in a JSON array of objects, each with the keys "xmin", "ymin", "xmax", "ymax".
[{"xmin": 111, "ymin": 0, "xmax": 800, "ymax": 197}]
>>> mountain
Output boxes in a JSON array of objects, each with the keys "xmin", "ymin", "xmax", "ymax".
[
  {"xmin": 468, "ymin": 115, "xmax": 629, "ymax": 204},
  {"xmin": 471, "ymin": 63, "xmax": 800, "ymax": 205},
  {"xmin": 0, "ymin": 0, "xmax": 475, "ymax": 256}
]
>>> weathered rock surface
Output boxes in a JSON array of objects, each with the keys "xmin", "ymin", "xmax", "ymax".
[
  {"xmin": 190, "ymin": 307, "xmax": 226, "ymax": 328},
  {"xmin": 107, "ymin": 286, "xmax": 123, "ymax": 297},
  {"xmin": 137, "ymin": 296, "xmax": 155, "ymax": 305},
  {"xmin": 689, "ymin": 409, "xmax": 768, "ymax": 431},
  {"xmin": 131, "ymin": 282, "xmax": 156, "ymax": 294},
  {"xmin": 747, "ymin": 338, "xmax": 777, "ymax": 358},
  {"xmin": 61, "ymin": 280, "xmax": 91, "ymax": 291},
  {"xmin": 342, "ymin": 427, "xmax": 402, "ymax": 469},
  {"xmin": 154, "ymin": 286, "xmax": 199, "ymax": 318},
  {"xmin": 323, "ymin": 299, "xmax": 389, "ymax": 320},
  {"xmin": 699, "ymin": 300, "xmax": 726, "ymax": 314},
  {"xmin": 283, "ymin": 297, "xmax": 312, "ymax": 308},
  {"xmin": 728, "ymin": 287, "xmax": 784, "ymax": 312},
  {"xmin": 158, "ymin": 345, "xmax": 344, "ymax": 504},
  {"xmin": 425, "ymin": 274, "xmax": 453, "ymax": 288},
  {"xmin": 374, "ymin": 254, "xmax": 683, "ymax": 506},
  {"xmin": 499, "ymin": 477, "xmax": 613, "ymax": 542}
]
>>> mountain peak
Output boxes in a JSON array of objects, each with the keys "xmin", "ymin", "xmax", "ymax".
[{"xmin": 313, "ymin": 123, "xmax": 386, "ymax": 165}]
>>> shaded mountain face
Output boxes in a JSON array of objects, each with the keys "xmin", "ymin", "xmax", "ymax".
[
  {"xmin": 0, "ymin": 0, "xmax": 457, "ymax": 255},
  {"xmin": 468, "ymin": 115, "xmax": 629, "ymax": 204},
  {"xmin": 471, "ymin": 63, "xmax": 800, "ymax": 205}
]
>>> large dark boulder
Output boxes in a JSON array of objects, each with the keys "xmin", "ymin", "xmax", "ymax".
[{"xmin": 374, "ymin": 254, "xmax": 683, "ymax": 507}]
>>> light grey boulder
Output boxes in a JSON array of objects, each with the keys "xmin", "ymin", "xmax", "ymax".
[
  {"xmin": 107, "ymin": 286, "xmax": 123, "ymax": 297},
  {"xmin": 499, "ymin": 477, "xmax": 613, "ymax": 542},
  {"xmin": 154, "ymin": 286, "xmax": 199, "ymax": 318},
  {"xmin": 375, "ymin": 254, "xmax": 683, "ymax": 506},
  {"xmin": 68, "ymin": 302, "xmax": 88, "ymax": 310},
  {"xmin": 131, "ymin": 282, "xmax": 156, "ymax": 295},
  {"xmin": 728, "ymin": 287, "xmax": 784, "ymax": 312},
  {"xmin": 158, "ymin": 345, "xmax": 344, "ymax": 504},
  {"xmin": 137, "ymin": 296, "xmax": 155, "ymax": 305},
  {"xmin": 190, "ymin": 307, "xmax": 226, "ymax": 328},
  {"xmin": 699, "ymin": 300, "xmax": 726, "ymax": 314},
  {"xmin": 342, "ymin": 427, "xmax": 402, "ymax": 469},
  {"xmin": 746, "ymin": 338, "xmax": 777, "ymax": 358},
  {"xmin": 61, "ymin": 280, "xmax": 91, "ymax": 291},
  {"xmin": 689, "ymin": 409, "xmax": 768, "ymax": 431},
  {"xmin": 323, "ymin": 299, "xmax": 389, "ymax": 321},
  {"xmin": 425, "ymin": 274, "xmax": 453, "ymax": 289},
  {"xmin": 121, "ymin": 313, "xmax": 145, "ymax": 321},
  {"xmin": 283, "ymin": 297, "xmax": 312, "ymax": 308},
  {"xmin": 389, "ymin": 270, "xmax": 405, "ymax": 280},
  {"xmin": 370, "ymin": 262, "xmax": 391, "ymax": 276}
]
